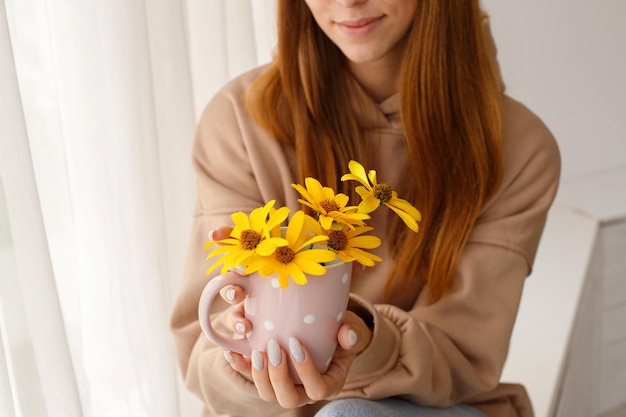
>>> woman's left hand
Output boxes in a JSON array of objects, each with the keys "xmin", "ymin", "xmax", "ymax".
[{"xmin": 226, "ymin": 310, "xmax": 371, "ymax": 408}]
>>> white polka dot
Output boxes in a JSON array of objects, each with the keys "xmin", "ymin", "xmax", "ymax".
[
  {"xmin": 342, "ymin": 272, "xmax": 349, "ymax": 284},
  {"xmin": 264, "ymin": 320, "xmax": 275, "ymax": 331},
  {"xmin": 303, "ymin": 314, "xmax": 316, "ymax": 324},
  {"xmin": 336, "ymin": 311, "xmax": 344, "ymax": 322},
  {"xmin": 271, "ymin": 278, "xmax": 281, "ymax": 288}
]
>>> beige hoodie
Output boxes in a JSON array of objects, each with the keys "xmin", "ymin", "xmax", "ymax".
[{"xmin": 170, "ymin": 23, "xmax": 561, "ymax": 417}]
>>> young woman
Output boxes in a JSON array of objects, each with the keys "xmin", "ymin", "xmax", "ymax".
[{"xmin": 171, "ymin": 1, "xmax": 560, "ymax": 416}]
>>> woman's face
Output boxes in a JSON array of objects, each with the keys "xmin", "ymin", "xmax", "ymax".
[{"xmin": 304, "ymin": 0, "xmax": 418, "ymax": 67}]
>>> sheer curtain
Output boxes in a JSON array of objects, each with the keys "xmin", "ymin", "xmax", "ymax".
[{"xmin": 0, "ymin": 0, "xmax": 276, "ymax": 416}]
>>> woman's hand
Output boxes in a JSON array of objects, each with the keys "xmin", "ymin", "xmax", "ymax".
[
  {"xmin": 213, "ymin": 226, "xmax": 372, "ymax": 407},
  {"xmin": 212, "ymin": 226, "xmax": 253, "ymax": 336},
  {"xmin": 223, "ymin": 310, "xmax": 371, "ymax": 408}
]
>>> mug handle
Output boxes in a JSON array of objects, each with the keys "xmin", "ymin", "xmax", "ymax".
[{"xmin": 198, "ymin": 274, "xmax": 252, "ymax": 357}]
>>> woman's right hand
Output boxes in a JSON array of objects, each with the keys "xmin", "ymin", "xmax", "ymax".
[{"xmin": 209, "ymin": 226, "xmax": 255, "ymax": 376}]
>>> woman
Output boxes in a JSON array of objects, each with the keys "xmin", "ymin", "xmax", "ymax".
[{"xmin": 171, "ymin": 1, "xmax": 560, "ymax": 416}]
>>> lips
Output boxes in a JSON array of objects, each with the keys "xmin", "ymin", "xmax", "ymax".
[
  {"xmin": 336, "ymin": 16, "xmax": 384, "ymax": 36},
  {"xmin": 338, "ymin": 16, "xmax": 383, "ymax": 29}
]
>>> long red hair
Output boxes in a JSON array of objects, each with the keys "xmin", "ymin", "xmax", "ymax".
[{"xmin": 246, "ymin": 0, "xmax": 503, "ymax": 304}]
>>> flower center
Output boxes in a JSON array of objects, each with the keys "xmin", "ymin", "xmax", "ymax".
[
  {"xmin": 320, "ymin": 199, "xmax": 340, "ymax": 213},
  {"xmin": 373, "ymin": 183, "xmax": 392, "ymax": 204},
  {"xmin": 240, "ymin": 229, "xmax": 262, "ymax": 250},
  {"xmin": 275, "ymin": 246, "xmax": 295, "ymax": 264},
  {"xmin": 327, "ymin": 230, "xmax": 348, "ymax": 251}
]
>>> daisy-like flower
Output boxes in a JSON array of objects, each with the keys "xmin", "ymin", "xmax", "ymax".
[
  {"xmin": 341, "ymin": 160, "xmax": 422, "ymax": 233},
  {"xmin": 306, "ymin": 216, "xmax": 383, "ymax": 267},
  {"xmin": 203, "ymin": 200, "xmax": 289, "ymax": 274},
  {"xmin": 245, "ymin": 210, "xmax": 337, "ymax": 288},
  {"xmin": 292, "ymin": 177, "xmax": 370, "ymax": 230}
]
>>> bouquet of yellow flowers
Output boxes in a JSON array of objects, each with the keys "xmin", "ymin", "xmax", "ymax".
[{"xmin": 204, "ymin": 160, "xmax": 421, "ymax": 288}]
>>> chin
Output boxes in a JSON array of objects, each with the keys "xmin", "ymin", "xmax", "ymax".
[{"xmin": 341, "ymin": 49, "xmax": 385, "ymax": 66}]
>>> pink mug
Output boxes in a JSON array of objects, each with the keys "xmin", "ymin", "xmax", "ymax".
[{"xmin": 198, "ymin": 260, "xmax": 352, "ymax": 381}]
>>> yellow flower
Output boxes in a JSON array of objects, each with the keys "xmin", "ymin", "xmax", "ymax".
[
  {"xmin": 203, "ymin": 200, "xmax": 289, "ymax": 274},
  {"xmin": 341, "ymin": 160, "xmax": 422, "ymax": 233},
  {"xmin": 292, "ymin": 177, "xmax": 369, "ymax": 230},
  {"xmin": 306, "ymin": 216, "xmax": 383, "ymax": 267},
  {"xmin": 245, "ymin": 210, "xmax": 337, "ymax": 288}
]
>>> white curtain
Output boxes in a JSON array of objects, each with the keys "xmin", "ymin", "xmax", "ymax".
[{"xmin": 0, "ymin": 0, "xmax": 276, "ymax": 416}]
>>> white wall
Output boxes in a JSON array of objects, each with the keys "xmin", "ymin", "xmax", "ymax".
[{"xmin": 482, "ymin": 0, "xmax": 626, "ymax": 183}]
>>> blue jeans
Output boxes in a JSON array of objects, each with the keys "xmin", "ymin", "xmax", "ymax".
[{"xmin": 314, "ymin": 398, "xmax": 486, "ymax": 417}]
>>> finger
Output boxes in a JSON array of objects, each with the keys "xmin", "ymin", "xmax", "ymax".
[
  {"xmin": 288, "ymin": 337, "xmax": 340, "ymax": 401},
  {"xmin": 337, "ymin": 311, "xmax": 371, "ymax": 353},
  {"xmin": 337, "ymin": 325, "xmax": 359, "ymax": 351},
  {"xmin": 266, "ymin": 340, "xmax": 309, "ymax": 408},
  {"xmin": 321, "ymin": 347, "xmax": 356, "ymax": 394},
  {"xmin": 219, "ymin": 284, "xmax": 246, "ymax": 304},
  {"xmin": 209, "ymin": 226, "xmax": 233, "ymax": 241},
  {"xmin": 224, "ymin": 351, "xmax": 253, "ymax": 379},
  {"xmin": 250, "ymin": 350, "xmax": 277, "ymax": 402},
  {"xmin": 224, "ymin": 303, "xmax": 252, "ymax": 336}
]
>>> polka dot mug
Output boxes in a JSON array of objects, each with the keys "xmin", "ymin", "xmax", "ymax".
[{"xmin": 198, "ymin": 260, "xmax": 353, "ymax": 382}]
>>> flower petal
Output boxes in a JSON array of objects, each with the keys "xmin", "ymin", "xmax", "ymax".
[
  {"xmin": 305, "ymin": 177, "xmax": 326, "ymax": 202},
  {"xmin": 296, "ymin": 248, "xmax": 336, "ymax": 264},
  {"xmin": 358, "ymin": 195, "xmax": 381, "ymax": 214},
  {"xmin": 249, "ymin": 200, "xmax": 275, "ymax": 229},
  {"xmin": 342, "ymin": 247, "xmax": 383, "ymax": 266},
  {"xmin": 367, "ymin": 169, "xmax": 377, "ymax": 186},
  {"xmin": 334, "ymin": 193, "xmax": 350, "ymax": 208},
  {"xmin": 348, "ymin": 235, "xmax": 382, "ymax": 249},
  {"xmin": 389, "ymin": 194, "xmax": 422, "ymax": 221},
  {"xmin": 285, "ymin": 211, "xmax": 306, "ymax": 244},
  {"xmin": 267, "ymin": 207, "xmax": 290, "ymax": 230},
  {"xmin": 293, "ymin": 257, "xmax": 328, "ymax": 276},
  {"xmin": 231, "ymin": 211, "xmax": 251, "ymax": 230},
  {"xmin": 386, "ymin": 203, "xmax": 420, "ymax": 233},
  {"xmin": 318, "ymin": 215, "xmax": 335, "ymax": 231},
  {"xmin": 287, "ymin": 263, "xmax": 309, "ymax": 285},
  {"xmin": 277, "ymin": 267, "xmax": 290, "ymax": 288},
  {"xmin": 291, "ymin": 183, "xmax": 314, "ymax": 202},
  {"xmin": 256, "ymin": 237, "xmax": 289, "ymax": 256}
]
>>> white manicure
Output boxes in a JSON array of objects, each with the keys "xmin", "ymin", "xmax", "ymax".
[
  {"xmin": 224, "ymin": 350, "xmax": 235, "ymax": 364},
  {"xmin": 289, "ymin": 337, "xmax": 304, "ymax": 363},
  {"xmin": 251, "ymin": 351, "xmax": 263, "ymax": 371},
  {"xmin": 235, "ymin": 322, "xmax": 246, "ymax": 334},
  {"xmin": 225, "ymin": 288, "xmax": 235, "ymax": 301},
  {"xmin": 233, "ymin": 265, "xmax": 247, "ymax": 276},
  {"xmin": 268, "ymin": 339, "xmax": 281, "ymax": 367},
  {"xmin": 348, "ymin": 329, "xmax": 358, "ymax": 346}
]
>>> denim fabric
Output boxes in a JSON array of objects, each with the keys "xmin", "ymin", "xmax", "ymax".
[{"xmin": 314, "ymin": 398, "xmax": 486, "ymax": 417}]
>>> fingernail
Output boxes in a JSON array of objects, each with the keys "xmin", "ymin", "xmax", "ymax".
[
  {"xmin": 251, "ymin": 350, "xmax": 263, "ymax": 371},
  {"xmin": 208, "ymin": 229, "xmax": 216, "ymax": 240},
  {"xmin": 224, "ymin": 350, "xmax": 235, "ymax": 365},
  {"xmin": 267, "ymin": 339, "xmax": 281, "ymax": 367},
  {"xmin": 235, "ymin": 321, "xmax": 246, "ymax": 334},
  {"xmin": 348, "ymin": 329, "xmax": 358, "ymax": 346},
  {"xmin": 225, "ymin": 288, "xmax": 236, "ymax": 301},
  {"xmin": 289, "ymin": 337, "xmax": 304, "ymax": 363}
]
